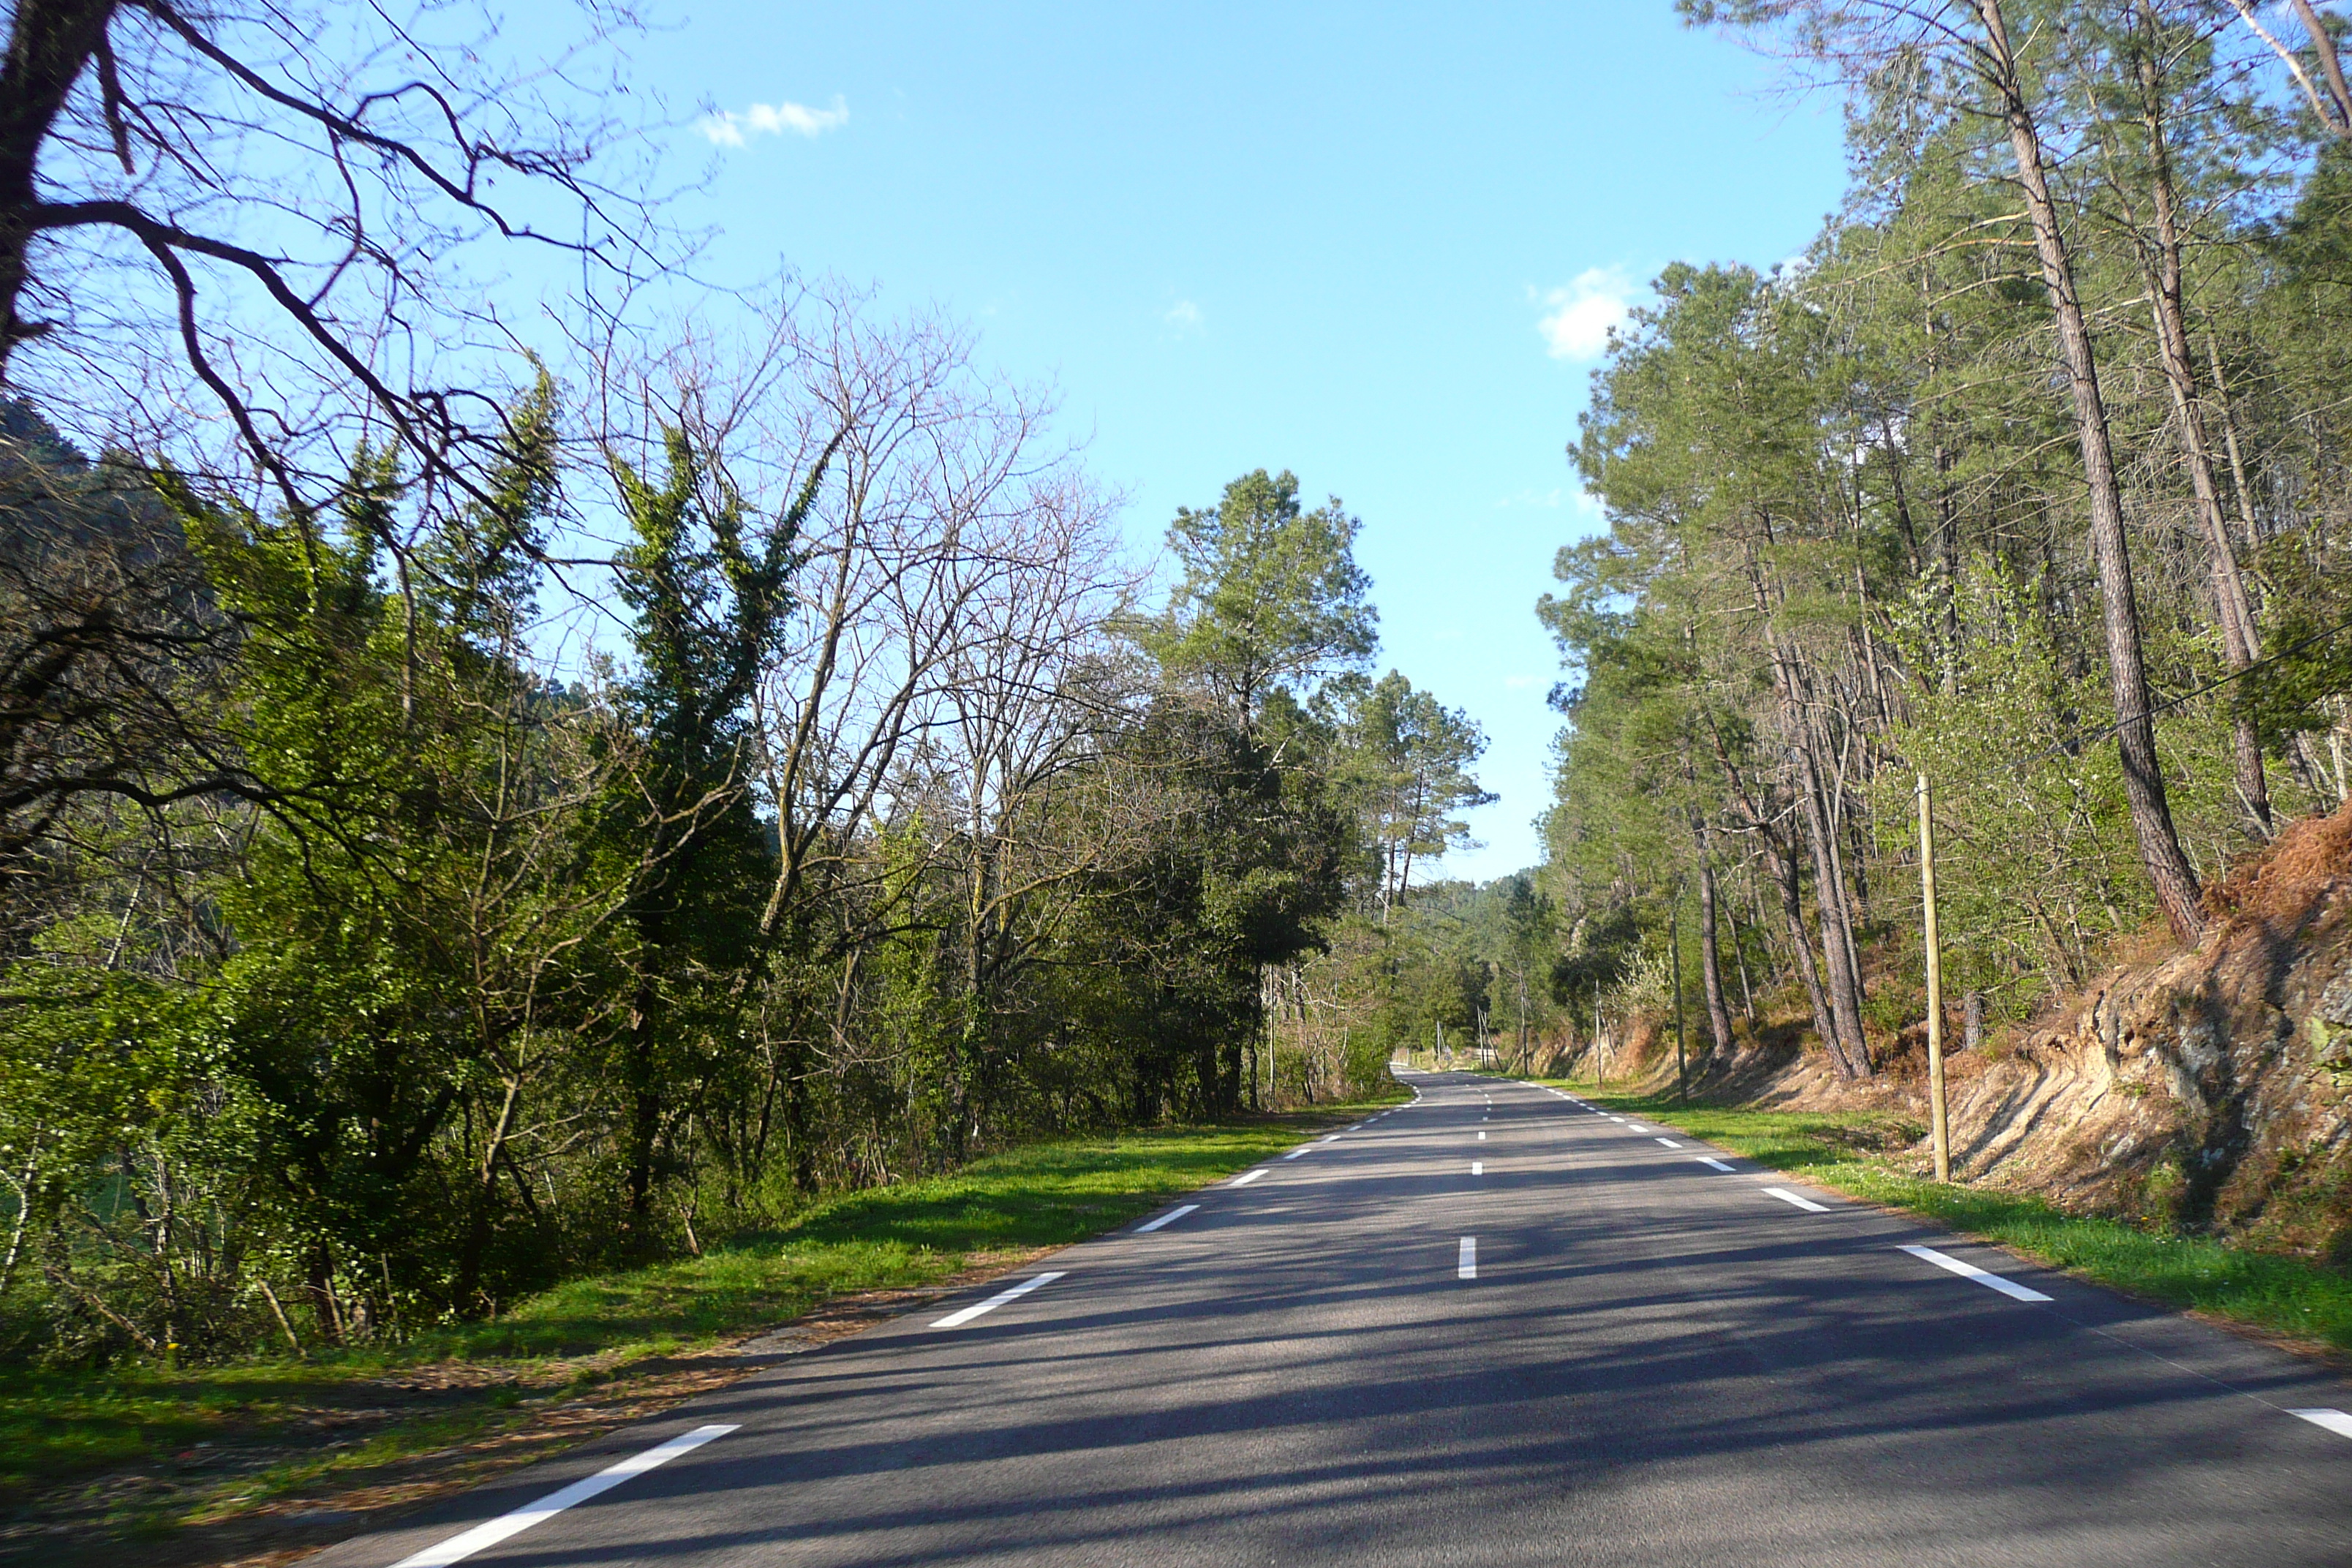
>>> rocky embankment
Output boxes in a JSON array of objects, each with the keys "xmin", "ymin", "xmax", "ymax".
[{"xmin": 1599, "ymin": 803, "xmax": 2352, "ymax": 1263}]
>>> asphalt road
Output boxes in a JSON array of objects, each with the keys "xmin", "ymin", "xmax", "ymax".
[{"xmin": 310, "ymin": 1070, "xmax": 2352, "ymax": 1567}]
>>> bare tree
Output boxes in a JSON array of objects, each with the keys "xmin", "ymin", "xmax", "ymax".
[{"xmin": 0, "ymin": 0, "xmax": 657, "ymax": 521}]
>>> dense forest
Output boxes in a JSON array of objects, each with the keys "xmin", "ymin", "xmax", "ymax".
[
  {"xmin": 0, "ymin": 5, "xmax": 1500, "ymax": 1360},
  {"xmin": 1539, "ymin": 1, "xmax": 2352, "ymax": 1084}
]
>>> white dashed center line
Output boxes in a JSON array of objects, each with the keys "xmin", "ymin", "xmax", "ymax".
[
  {"xmin": 1695, "ymin": 1157, "xmax": 1735, "ymax": 1172},
  {"xmin": 1134, "ymin": 1203, "xmax": 1198, "ymax": 1233},
  {"xmin": 1283, "ymin": 1148, "xmax": 1310, "ymax": 1159},
  {"xmin": 1655, "ymin": 1137, "xmax": 1684, "ymax": 1149},
  {"xmin": 932, "ymin": 1270, "xmax": 1066, "ymax": 1329},
  {"xmin": 1625, "ymin": 1123, "xmax": 1651, "ymax": 1134},
  {"xmin": 1899, "ymin": 1243, "xmax": 2051, "ymax": 1302},
  {"xmin": 2290, "ymin": 1409, "xmax": 2352, "ymax": 1440},
  {"xmin": 1471, "ymin": 1161, "xmax": 1484, "ymax": 1175},
  {"xmin": 1763, "ymin": 1186, "xmax": 1829, "ymax": 1213},
  {"xmin": 388, "ymin": 1423, "xmax": 739, "ymax": 1568},
  {"xmin": 1458, "ymin": 1237, "xmax": 1477, "ymax": 1279},
  {"xmin": 1477, "ymin": 1130, "xmax": 1486, "ymax": 1140},
  {"xmin": 1229, "ymin": 1168, "xmax": 1267, "ymax": 1188}
]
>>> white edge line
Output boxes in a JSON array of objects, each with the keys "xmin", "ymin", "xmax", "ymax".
[
  {"xmin": 2289, "ymin": 1408, "xmax": 2352, "ymax": 1439},
  {"xmin": 1229, "ymin": 1167, "xmax": 1267, "ymax": 1187},
  {"xmin": 931, "ymin": 1269, "xmax": 1067, "ymax": 1328},
  {"xmin": 1761, "ymin": 1186, "xmax": 1830, "ymax": 1213},
  {"xmin": 389, "ymin": 1423, "xmax": 739, "ymax": 1568},
  {"xmin": 1899, "ymin": 1243, "xmax": 2051, "ymax": 1302},
  {"xmin": 1696, "ymin": 1157, "xmax": 1735, "ymax": 1172},
  {"xmin": 1133, "ymin": 1203, "xmax": 1198, "ymax": 1234}
]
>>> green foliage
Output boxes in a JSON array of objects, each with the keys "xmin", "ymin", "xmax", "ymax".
[
  {"xmin": 1142, "ymin": 468, "xmax": 1376, "ymax": 728},
  {"xmin": 1324, "ymin": 670, "xmax": 1497, "ymax": 915},
  {"xmin": 1533, "ymin": 11, "xmax": 2352, "ymax": 1069}
]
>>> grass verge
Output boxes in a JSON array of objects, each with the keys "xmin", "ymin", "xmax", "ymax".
[
  {"xmin": 1, "ymin": 1097, "xmax": 1401, "ymax": 1559},
  {"xmin": 1525, "ymin": 1075, "xmax": 2352, "ymax": 1359}
]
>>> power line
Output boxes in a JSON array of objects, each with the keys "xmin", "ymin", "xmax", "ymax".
[{"xmin": 2014, "ymin": 610, "xmax": 2352, "ymax": 770}]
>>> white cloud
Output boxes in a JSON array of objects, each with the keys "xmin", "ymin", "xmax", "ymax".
[
  {"xmin": 1535, "ymin": 266, "xmax": 1639, "ymax": 361},
  {"xmin": 698, "ymin": 95, "xmax": 850, "ymax": 147},
  {"xmin": 1164, "ymin": 299, "xmax": 1204, "ymax": 331}
]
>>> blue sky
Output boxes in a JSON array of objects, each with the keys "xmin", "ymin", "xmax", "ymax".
[{"xmin": 617, "ymin": 2, "xmax": 1847, "ymax": 881}]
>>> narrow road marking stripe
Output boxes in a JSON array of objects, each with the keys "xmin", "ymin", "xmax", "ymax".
[
  {"xmin": 1229, "ymin": 1168, "xmax": 1268, "ymax": 1187},
  {"xmin": 1319, "ymin": 1134, "xmax": 1341, "ymax": 1143},
  {"xmin": 1607, "ymin": 1116, "xmax": 1627, "ymax": 1123},
  {"xmin": 1458, "ymin": 1237, "xmax": 1477, "ymax": 1279},
  {"xmin": 1477, "ymin": 1131, "xmax": 1485, "ymax": 1140},
  {"xmin": 1134, "ymin": 1204, "xmax": 1198, "ymax": 1233},
  {"xmin": 388, "ymin": 1423, "xmax": 738, "ymax": 1568},
  {"xmin": 1471, "ymin": 1161, "xmax": 1483, "ymax": 1175},
  {"xmin": 1655, "ymin": 1137, "xmax": 1684, "ymax": 1148},
  {"xmin": 1899, "ymin": 1243, "xmax": 2051, "ymax": 1302},
  {"xmin": 1282, "ymin": 1148, "xmax": 1310, "ymax": 1159},
  {"xmin": 1762, "ymin": 1186, "xmax": 1829, "ymax": 1213},
  {"xmin": 2289, "ymin": 1409, "xmax": 2352, "ymax": 1439},
  {"xmin": 932, "ymin": 1270, "xmax": 1067, "ymax": 1328},
  {"xmin": 1695, "ymin": 1157, "xmax": 1735, "ymax": 1172},
  {"xmin": 1625, "ymin": 1123, "xmax": 1651, "ymax": 1134}
]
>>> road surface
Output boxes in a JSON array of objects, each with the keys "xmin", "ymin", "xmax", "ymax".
[{"xmin": 310, "ymin": 1069, "xmax": 2352, "ymax": 1567}]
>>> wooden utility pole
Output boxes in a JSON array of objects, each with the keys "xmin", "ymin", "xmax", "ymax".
[
  {"xmin": 1918, "ymin": 772, "xmax": 1952, "ymax": 1183},
  {"xmin": 1671, "ymin": 890, "xmax": 1687, "ymax": 1105}
]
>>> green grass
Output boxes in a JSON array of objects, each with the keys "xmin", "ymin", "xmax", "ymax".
[
  {"xmin": 0, "ymin": 1099, "xmax": 1402, "ymax": 1516},
  {"xmin": 1526, "ymin": 1074, "xmax": 2352, "ymax": 1357}
]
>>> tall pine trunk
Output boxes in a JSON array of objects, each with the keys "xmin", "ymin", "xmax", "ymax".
[
  {"xmin": 1693, "ymin": 823, "xmax": 1735, "ymax": 1054},
  {"xmin": 2130, "ymin": 6, "xmax": 2269, "ymax": 834},
  {"xmin": 1973, "ymin": 0, "xmax": 2206, "ymax": 940}
]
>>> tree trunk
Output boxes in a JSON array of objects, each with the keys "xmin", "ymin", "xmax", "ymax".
[
  {"xmin": 0, "ymin": 0, "xmax": 117, "ymax": 374},
  {"xmin": 1974, "ymin": 0, "xmax": 2206, "ymax": 941},
  {"xmin": 1695, "ymin": 833, "xmax": 1735, "ymax": 1054},
  {"xmin": 2133, "ymin": 5, "xmax": 2270, "ymax": 834},
  {"xmin": 1794, "ymin": 746, "xmax": 1872, "ymax": 1078},
  {"xmin": 456, "ymin": 1079, "xmax": 521, "ymax": 1306},
  {"xmin": 1774, "ymin": 843, "xmax": 1841, "ymax": 1068},
  {"xmin": 622, "ymin": 972, "xmax": 663, "ymax": 1237}
]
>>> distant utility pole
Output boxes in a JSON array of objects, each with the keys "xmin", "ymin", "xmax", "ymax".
[
  {"xmin": 1671, "ymin": 888, "xmax": 1687, "ymax": 1105},
  {"xmin": 1918, "ymin": 772, "xmax": 1952, "ymax": 1183},
  {"xmin": 1518, "ymin": 963, "xmax": 1529, "ymax": 1077}
]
